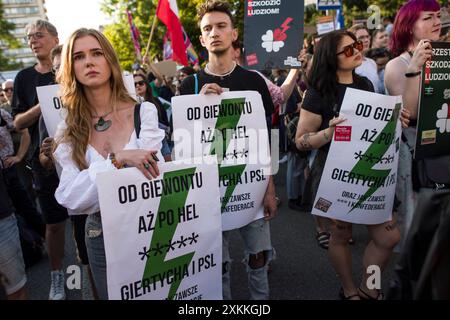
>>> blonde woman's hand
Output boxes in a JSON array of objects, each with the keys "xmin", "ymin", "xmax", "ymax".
[
  {"xmin": 40, "ymin": 137, "xmax": 55, "ymax": 159},
  {"xmin": 116, "ymin": 149, "xmax": 160, "ymax": 180},
  {"xmin": 408, "ymin": 39, "xmax": 433, "ymax": 73}
]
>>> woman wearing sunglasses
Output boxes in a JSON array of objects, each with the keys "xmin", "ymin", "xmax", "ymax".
[
  {"xmin": 133, "ymin": 74, "xmax": 172, "ymax": 162},
  {"xmin": 295, "ymin": 30, "xmax": 400, "ymax": 300},
  {"xmin": 385, "ymin": 0, "xmax": 449, "ymax": 299},
  {"xmin": 133, "ymin": 74, "xmax": 170, "ymax": 128}
]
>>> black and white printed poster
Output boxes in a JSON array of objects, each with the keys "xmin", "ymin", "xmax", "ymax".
[{"xmin": 244, "ymin": 0, "xmax": 304, "ymax": 70}]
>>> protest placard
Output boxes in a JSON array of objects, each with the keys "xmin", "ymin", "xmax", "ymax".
[
  {"xmin": 414, "ymin": 41, "xmax": 450, "ymax": 159},
  {"xmin": 96, "ymin": 158, "xmax": 222, "ymax": 300},
  {"xmin": 316, "ymin": 0, "xmax": 342, "ymax": 11},
  {"xmin": 312, "ymin": 88, "xmax": 402, "ymax": 225},
  {"xmin": 172, "ymin": 91, "xmax": 271, "ymax": 230},
  {"xmin": 244, "ymin": 0, "xmax": 304, "ymax": 70},
  {"xmin": 36, "ymin": 84, "xmax": 64, "ymax": 137},
  {"xmin": 152, "ymin": 60, "xmax": 178, "ymax": 78},
  {"xmin": 316, "ymin": 16, "xmax": 336, "ymax": 36}
]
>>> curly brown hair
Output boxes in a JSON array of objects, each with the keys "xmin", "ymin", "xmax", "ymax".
[{"xmin": 197, "ymin": 0, "xmax": 234, "ymax": 28}]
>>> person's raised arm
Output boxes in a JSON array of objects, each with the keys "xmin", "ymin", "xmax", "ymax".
[
  {"xmin": 385, "ymin": 40, "xmax": 432, "ymax": 120},
  {"xmin": 280, "ymin": 68, "xmax": 300, "ymax": 102}
]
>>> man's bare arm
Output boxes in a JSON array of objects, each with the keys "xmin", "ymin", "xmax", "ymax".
[{"xmin": 14, "ymin": 104, "xmax": 41, "ymax": 130}]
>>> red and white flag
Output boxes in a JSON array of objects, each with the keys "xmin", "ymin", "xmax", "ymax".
[{"xmin": 156, "ymin": 0, "xmax": 188, "ymax": 66}]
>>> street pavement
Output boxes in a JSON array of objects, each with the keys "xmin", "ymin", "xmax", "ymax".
[{"xmin": 26, "ymin": 161, "xmax": 399, "ymax": 300}]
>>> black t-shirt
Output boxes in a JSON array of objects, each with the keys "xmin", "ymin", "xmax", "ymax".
[
  {"xmin": 180, "ymin": 65, "xmax": 275, "ymax": 117},
  {"xmin": 285, "ymin": 87, "xmax": 301, "ymax": 115},
  {"xmin": 11, "ymin": 65, "xmax": 54, "ymax": 163},
  {"xmin": 302, "ymin": 78, "xmax": 374, "ymax": 151}
]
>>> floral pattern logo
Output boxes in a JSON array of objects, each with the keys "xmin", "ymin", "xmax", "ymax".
[
  {"xmin": 261, "ymin": 17, "xmax": 292, "ymax": 53},
  {"xmin": 436, "ymin": 103, "xmax": 450, "ymax": 133}
]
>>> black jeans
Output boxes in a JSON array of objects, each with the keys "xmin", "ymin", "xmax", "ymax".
[
  {"xmin": 3, "ymin": 165, "xmax": 45, "ymax": 237},
  {"xmin": 31, "ymin": 159, "xmax": 68, "ymax": 225}
]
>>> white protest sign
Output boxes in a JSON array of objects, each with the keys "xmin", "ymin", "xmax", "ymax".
[
  {"xmin": 312, "ymin": 88, "xmax": 402, "ymax": 225},
  {"xmin": 172, "ymin": 91, "xmax": 271, "ymax": 231},
  {"xmin": 123, "ymin": 73, "xmax": 138, "ymax": 100},
  {"xmin": 36, "ymin": 84, "xmax": 65, "ymax": 137},
  {"xmin": 316, "ymin": 16, "xmax": 336, "ymax": 36},
  {"xmin": 96, "ymin": 157, "xmax": 222, "ymax": 300},
  {"xmin": 317, "ymin": 21, "xmax": 335, "ymax": 35}
]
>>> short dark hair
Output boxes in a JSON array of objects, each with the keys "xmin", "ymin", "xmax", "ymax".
[
  {"xmin": 232, "ymin": 39, "xmax": 242, "ymax": 51},
  {"xmin": 197, "ymin": 0, "xmax": 235, "ymax": 28},
  {"xmin": 179, "ymin": 66, "xmax": 195, "ymax": 76}
]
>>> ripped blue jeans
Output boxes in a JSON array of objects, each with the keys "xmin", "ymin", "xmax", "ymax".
[{"xmin": 222, "ymin": 218, "xmax": 274, "ymax": 300}]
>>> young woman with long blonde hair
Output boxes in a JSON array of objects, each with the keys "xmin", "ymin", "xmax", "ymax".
[{"xmin": 53, "ymin": 28, "xmax": 165, "ymax": 299}]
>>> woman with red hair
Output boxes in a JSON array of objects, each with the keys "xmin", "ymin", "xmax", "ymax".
[
  {"xmin": 384, "ymin": 0, "xmax": 441, "ymax": 251},
  {"xmin": 384, "ymin": 0, "xmax": 449, "ymax": 299}
]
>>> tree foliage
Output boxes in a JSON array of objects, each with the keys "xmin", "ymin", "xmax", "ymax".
[
  {"xmin": 0, "ymin": 2, "xmax": 21, "ymax": 71},
  {"xmin": 100, "ymin": 0, "xmax": 245, "ymax": 70},
  {"xmin": 343, "ymin": 0, "xmax": 447, "ymax": 27},
  {"xmin": 101, "ymin": 0, "xmax": 448, "ymax": 70}
]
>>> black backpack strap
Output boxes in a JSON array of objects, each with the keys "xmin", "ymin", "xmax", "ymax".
[{"xmin": 134, "ymin": 103, "xmax": 142, "ymax": 139}]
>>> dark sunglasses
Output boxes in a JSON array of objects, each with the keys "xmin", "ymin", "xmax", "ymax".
[
  {"xmin": 3, "ymin": 88, "xmax": 13, "ymax": 93},
  {"xmin": 336, "ymin": 41, "xmax": 364, "ymax": 57},
  {"xmin": 134, "ymin": 80, "xmax": 146, "ymax": 87}
]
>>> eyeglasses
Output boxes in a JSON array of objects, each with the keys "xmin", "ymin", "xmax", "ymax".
[
  {"xmin": 336, "ymin": 41, "xmax": 364, "ymax": 57},
  {"xmin": 134, "ymin": 80, "xmax": 146, "ymax": 87},
  {"xmin": 25, "ymin": 32, "xmax": 48, "ymax": 41},
  {"xmin": 3, "ymin": 88, "xmax": 13, "ymax": 93}
]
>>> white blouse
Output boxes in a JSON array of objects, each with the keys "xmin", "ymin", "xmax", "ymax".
[{"xmin": 53, "ymin": 102, "xmax": 165, "ymax": 215}]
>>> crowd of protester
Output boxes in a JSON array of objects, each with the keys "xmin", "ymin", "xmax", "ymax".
[{"xmin": 0, "ymin": 0, "xmax": 449, "ymax": 300}]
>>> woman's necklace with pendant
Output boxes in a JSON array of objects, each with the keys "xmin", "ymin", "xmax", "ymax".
[{"xmin": 93, "ymin": 110, "xmax": 113, "ymax": 132}]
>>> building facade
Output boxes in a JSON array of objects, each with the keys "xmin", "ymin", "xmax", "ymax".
[{"xmin": 2, "ymin": 0, "xmax": 48, "ymax": 68}]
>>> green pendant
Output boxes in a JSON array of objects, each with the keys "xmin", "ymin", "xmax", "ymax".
[{"xmin": 94, "ymin": 117, "xmax": 112, "ymax": 132}]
